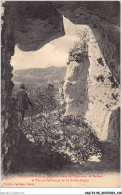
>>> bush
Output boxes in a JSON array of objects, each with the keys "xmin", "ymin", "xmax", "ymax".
[
  {"xmin": 25, "ymin": 86, "xmax": 58, "ymax": 117},
  {"xmin": 22, "ymin": 86, "xmax": 102, "ymax": 165}
]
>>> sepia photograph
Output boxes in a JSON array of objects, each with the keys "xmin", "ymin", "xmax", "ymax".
[{"xmin": 1, "ymin": 1, "xmax": 120, "ymax": 189}]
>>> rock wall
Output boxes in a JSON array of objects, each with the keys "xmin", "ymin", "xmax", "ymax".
[
  {"xmin": 86, "ymin": 27, "xmax": 120, "ymax": 140},
  {"xmin": 108, "ymin": 107, "xmax": 120, "ymax": 147},
  {"xmin": 55, "ymin": 1, "xmax": 120, "ymax": 83},
  {"xmin": 63, "ymin": 18, "xmax": 120, "ymax": 140},
  {"xmin": 1, "ymin": 1, "xmax": 64, "ymax": 174},
  {"xmin": 1, "ymin": 3, "xmax": 18, "ymax": 174},
  {"xmin": 10, "ymin": 1, "xmax": 64, "ymax": 52},
  {"xmin": 63, "ymin": 24, "xmax": 90, "ymax": 116},
  {"xmin": 58, "ymin": 2, "xmax": 120, "ymax": 141}
]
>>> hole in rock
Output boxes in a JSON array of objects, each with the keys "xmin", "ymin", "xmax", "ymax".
[{"xmin": 8, "ymin": 16, "xmax": 119, "ymax": 175}]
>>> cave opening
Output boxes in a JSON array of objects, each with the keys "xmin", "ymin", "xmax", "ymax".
[
  {"xmin": 9, "ymin": 16, "xmax": 92, "ymax": 174},
  {"xmin": 1, "ymin": 1, "xmax": 120, "ymax": 179}
]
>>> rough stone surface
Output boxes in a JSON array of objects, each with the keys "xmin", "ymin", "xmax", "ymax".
[
  {"xmin": 63, "ymin": 25, "xmax": 90, "ymax": 116},
  {"xmin": 1, "ymin": 2, "xmax": 17, "ymax": 174},
  {"xmin": 108, "ymin": 107, "xmax": 120, "ymax": 147},
  {"xmin": 54, "ymin": 1, "xmax": 120, "ymax": 83},
  {"xmin": 63, "ymin": 18, "xmax": 120, "ymax": 140},
  {"xmin": 58, "ymin": 2, "xmax": 120, "ymax": 141},
  {"xmin": 5, "ymin": 1, "xmax": 65, "ymax": 51}
]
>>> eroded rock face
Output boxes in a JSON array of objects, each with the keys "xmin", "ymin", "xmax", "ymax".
[
  {"xmin": 63, "ymin": 19, "xmax": 120, "ymax": 140},
  {"xmin": 86, "ymin": 27, "xmax": 120, "ymax": 140},
  {"xmin": 1, "ymin": 3, "xmax": 17, "ymax": 173},
  {"xmin": 15, "ymin": 2, "xmax": 64, "ymax": 51},
  {"xmin": 54, "ymin": 1, "xmax": 120, "ymax": 83},
  {"xmin": 63, "ymin": 25, "xmax": 90, "ymax": 116},
  {"xmin": 108, "ymin": 107, "xmax": 120, "ymax": 147},
  {"xmin": 58, "ymin": 2, "xmax": 120, "ymax": 141}
]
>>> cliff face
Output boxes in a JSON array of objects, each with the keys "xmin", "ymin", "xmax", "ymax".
[
  {"xmin": 63, "ymin": 20, "xmax": 90, "ymax": 117},
  {"xmin": 86, "ymin": 27, "xmax": 120, "ymax": 140},
  {"xmin": 54, "ymin": 1, "xmax": 120, "ymax": 83},
  {"xmin": 56, "ymin": 2, "xmax": 120, "ymax": 141},
  {"xmin": 108, "ymin": 107, "xmax": 120, "ymax": 147},
  {"xmin": 63, "ymin": 17, "xmax": 120, "ymax": 140}
]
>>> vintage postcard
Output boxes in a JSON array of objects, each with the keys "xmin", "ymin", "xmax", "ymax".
[{"xmin": 1, "ymin": 0, "xmax": 121, "ymax": 190}]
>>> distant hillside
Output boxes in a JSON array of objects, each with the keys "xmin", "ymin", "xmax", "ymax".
[{"xmin": 12, "ymin": 66, "xmax": 67, "ymax": 90}]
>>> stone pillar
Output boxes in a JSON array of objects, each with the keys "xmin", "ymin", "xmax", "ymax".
[
  {"xmin": 63, "ymin": 19, "xmax": 120, "ymax": 141},
  {"xmin": 1, "ymin": 2, "xmax": 20, "ymax": 174}
]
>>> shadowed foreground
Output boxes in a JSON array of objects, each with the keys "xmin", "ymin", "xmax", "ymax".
[{"xmin": 9, "ymin": 129, "xmax": 120, "ymax": 175}]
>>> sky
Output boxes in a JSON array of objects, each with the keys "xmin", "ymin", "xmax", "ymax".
[{"xmin": 11, "ymin": 17, "xmax": 80, "ymax": 70}]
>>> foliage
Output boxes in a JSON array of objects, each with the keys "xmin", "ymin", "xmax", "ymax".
[
  {"xmin": 21, "ymin": 86, "xmax": 102, "ymax": 165},
  {"xmin": 26, "ymin": 86, "xmax": 57, "ymax": 116}
]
